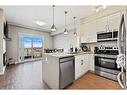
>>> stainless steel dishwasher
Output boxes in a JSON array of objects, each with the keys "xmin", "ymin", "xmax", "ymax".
[{"xmin": 59, "ymin": 56, "xmax": 75, "ymax": 89}]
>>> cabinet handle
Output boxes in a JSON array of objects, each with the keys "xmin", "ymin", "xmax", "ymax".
[
  {"xmin": 107, "ymin": 25, "xmax": 110, "ymax": 32},
  {"xmin": 105, "ymin": 25, "xmax": 107, "ymax": 32},
  {"xmin": 81, "ymin": 60, "xmax": 83, "ymax": 65}
]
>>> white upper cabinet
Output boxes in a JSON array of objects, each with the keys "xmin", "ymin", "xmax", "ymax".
[
  {"xmin": 96, "ymin": 12, "xmax": 121, "ymax": 32},
  {"xmin": 108, "ymin": 12, "xmax": 121, "ymax": 31},
  {"xmin": 81, "ymin": 20, "xmax": 97, "ymax": 43},
  {"xmin": 81, "ymin": 12, "xmax": 122, "ymax": 43},
  {"xmin": 96, "ymin": 16, "xmax": 108, "ymax": 32}
]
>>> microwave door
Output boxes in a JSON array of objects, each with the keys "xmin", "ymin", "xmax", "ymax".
[{"xmin": 117, "ymin": 14, "xmax": 126, "ymax": 88}]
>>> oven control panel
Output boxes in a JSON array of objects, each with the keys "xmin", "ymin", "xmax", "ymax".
[{"xmin": 94, "ymin": 46, "xmax": 119, "ymax": 55}]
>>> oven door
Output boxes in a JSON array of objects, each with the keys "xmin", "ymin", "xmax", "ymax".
[{"xmin": 95, "ymin": 55, "xmax": 118, "ymax": 70}]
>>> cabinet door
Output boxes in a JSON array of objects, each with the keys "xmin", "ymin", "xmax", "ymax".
[
  {"xmin": 87, "ymin": 21, "xmax": 97, "ymax": 42},
  {"xmin": 75, "ymin": 55, "xmax": 83, "ymax": 80},
  {"xmin": 96, "ymin": 16, "xmax": 108, "ymax": 32},
  {"xmin": 108, "ymin": 12, "xmax": 121, "ymax": 31},
  {"xmin": 89, "ymin": 54, "xmax": 94, "ymax": 71},
  {"xmin": 81, "ymin": 21, "xmax": 97, "ymax": 43},
  {"xmin": 81, "ymin": 24, "xmax": 88, "ymax": 43},
  {"xmin": 82, "ymin": 54, "xmax": 89, "ymax": 74}
]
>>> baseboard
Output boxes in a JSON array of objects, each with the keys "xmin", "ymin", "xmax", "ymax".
[
  {"xmin": 16, "ymin": 58, "xmax": 42, "ymax": 64},
  {"xmin": 0, "ymin": 66, "xmax": 6, "ymax": 75},
  {"xmin": 89, "ymin": 70, "xmax": 95, "ymax": 74}
]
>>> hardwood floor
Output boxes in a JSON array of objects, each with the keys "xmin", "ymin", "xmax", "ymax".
[
  {"xmin": 0, "ymin": 61, "xmax": 49, "ymax": 89},
  {"xmin": 68, "ymin": 72, "xmax": 121, "ymax": 89},
  {"xmin": 0, "ymin": 61, "xmax": 121, "ymax": 89}
]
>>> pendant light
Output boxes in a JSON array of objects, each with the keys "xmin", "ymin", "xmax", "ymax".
[
  {"xmin": 73, "ymin": 17, "xmax": 77, "ymax": 36},
  {"xmin": 51, "ymin": 5, "xmax": 57, "ymax": 32},
  {"xmin": 64, "ymin": 11, "xmax": 68, "ymax": 34}
]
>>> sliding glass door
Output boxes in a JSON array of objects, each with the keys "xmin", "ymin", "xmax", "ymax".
[
  {"xmin": 33, "ymin": 36, "xmax": 43, "ymax": 58},
  {"xmin": 18, "ymin": 33, "xmax": 43, "ymax": 62},
  {"xmin": 23, "ymin": 35, "xmax": 33, "ymax": 60}
]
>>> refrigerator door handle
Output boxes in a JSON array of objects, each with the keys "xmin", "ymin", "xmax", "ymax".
[
  {"xmin": 118, "ymin": 14, "xmax": 124, "ymax": 54},
  {"xmin": 117, "ymin": 71, "xmax": 126, "ymax": 88}
]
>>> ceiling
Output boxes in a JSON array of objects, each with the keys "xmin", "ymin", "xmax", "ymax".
[{"xmin": 0, "ymin": 6, "xmax": 97, "ymax": 32}]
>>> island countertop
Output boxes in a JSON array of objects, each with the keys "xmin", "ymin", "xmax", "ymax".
[
  {"xmin": 43, "ymin": 52, "xmax": 94, "ymax": 58},
  {"xmin": 43, "ymin": 52, "xmax": 74, "ymax": 58}
]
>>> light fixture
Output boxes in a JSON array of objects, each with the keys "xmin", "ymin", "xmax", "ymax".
[
  {"xmin": 95, "ymin": 5, "xmax": 107, "ymax": 12},
  {"xmin": 103, "ymin": 5, "xmax": 107, "ymax": 9},
  {"xmin": 64, "ymin": 11, "xmax": 68, "ymax": 34},
  {"xmin": 73, "ymin": 17, "xmax": 77, "ymax": 36},
  {"xmin": 51, "ymin": 5, "xmax": 57, "ymax": 32},
  {"xmin": 95, "ymin": 8, "xmax": 99, "ymax": 12},
  {"xmin": 35, "ymin": 21, "xmax": 46, "ymax": 26}
]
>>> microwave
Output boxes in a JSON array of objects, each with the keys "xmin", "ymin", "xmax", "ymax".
[{"xmin": 97, "ymin": 31, "xmax": 118, "ymax": 42}]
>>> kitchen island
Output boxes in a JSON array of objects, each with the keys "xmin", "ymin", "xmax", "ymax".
[
  {"xmin": 42, "ymin": 52, "xmax": 93, "ymax": 89},
  {"xmin": 42, "ymin": 53, "xmax": 75, "ymax": 89}
]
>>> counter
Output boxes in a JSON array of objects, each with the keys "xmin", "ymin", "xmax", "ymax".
[
  {"xmin": 43, "ymin": 52, "xmax": 93, "ymax": 58},
  {"xmin": 42, "ymin": 52, "xmax": 94, "ymax": 89}
]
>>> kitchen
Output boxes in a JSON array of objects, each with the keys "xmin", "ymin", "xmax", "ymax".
[
  {"xmin": 43, "ymin": 6, "xmax": 126, "ymax": 89},
  {"xmin": 0, "ymin": 5, "xmax": 126, "ymax": 89}
]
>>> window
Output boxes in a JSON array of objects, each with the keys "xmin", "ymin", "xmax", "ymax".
[{"xmin": 23, "ymin": 35, "xmax": 43, "ymax": 60}]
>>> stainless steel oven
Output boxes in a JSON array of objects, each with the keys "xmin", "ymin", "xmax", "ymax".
[
  {"xmin": 94, "ymin": 46, "xmax": 120, "ymax": 81},
  {"xmin": 95, "ymin": 54, "xmax": 118, "ymax": 70}
]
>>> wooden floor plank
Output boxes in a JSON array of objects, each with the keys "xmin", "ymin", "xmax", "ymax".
[
  {"xmin": 68, "ymin": 72, "xmax": 121, "ymax": 89},
  {"xmin": 0, "ymin": 61, "xmax": 121, "ymax": 89}
]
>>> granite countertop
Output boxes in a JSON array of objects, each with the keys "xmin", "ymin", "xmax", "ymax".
[
  {"xmin": 43, "ymin": 53, "xmax": 74, "ymax": 58},
  {"xmin": 43, "ymin": 52, "xmax": 94, "ymax": 58}
]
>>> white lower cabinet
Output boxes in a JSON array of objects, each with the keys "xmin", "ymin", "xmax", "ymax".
[
  {"xmin": 75, "ymin": 54, "xmax": 90, "ymax": 80},
  {"xmin": 75, "ymin": 55, "xmax": 82, "ymax": 80},
  {"xmin": 75, "ymin": 53, "xmax": 94, "ymax": 80},
  {"xmin": 89, "ymin": 54, "xmax": 95, "ymax": 72}
]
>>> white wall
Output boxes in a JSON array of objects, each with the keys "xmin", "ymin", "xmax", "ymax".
[
  {"xmin": 6, "ymin": 25, "xmax": 53, "ymax": 62},
  {"xmin": 0, "ymin": 9, "xmax": 4, "ymax": 72},
  {"xmin": 53, "ymin": 30, "xmax": 79, "ymax": 52}
]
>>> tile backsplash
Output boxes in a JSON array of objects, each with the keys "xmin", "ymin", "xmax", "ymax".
[{"xmin": 81, "ymin": 41, "xmax": 117, "ymax": 53}]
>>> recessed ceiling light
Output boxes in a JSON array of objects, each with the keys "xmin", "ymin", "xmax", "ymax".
[{"xmin": 35, "ymin": 21, "xmax": 46, "ymax": 26}]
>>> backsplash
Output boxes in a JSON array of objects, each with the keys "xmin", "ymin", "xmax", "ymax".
[{"xmin": 81, "ymin": 41, "xmax": 118, "ymax": 53}]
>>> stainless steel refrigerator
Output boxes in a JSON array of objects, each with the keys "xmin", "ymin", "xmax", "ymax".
[{"xmin": 116, "ymin": 8, "xmax": 127, "ymax": 88}]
